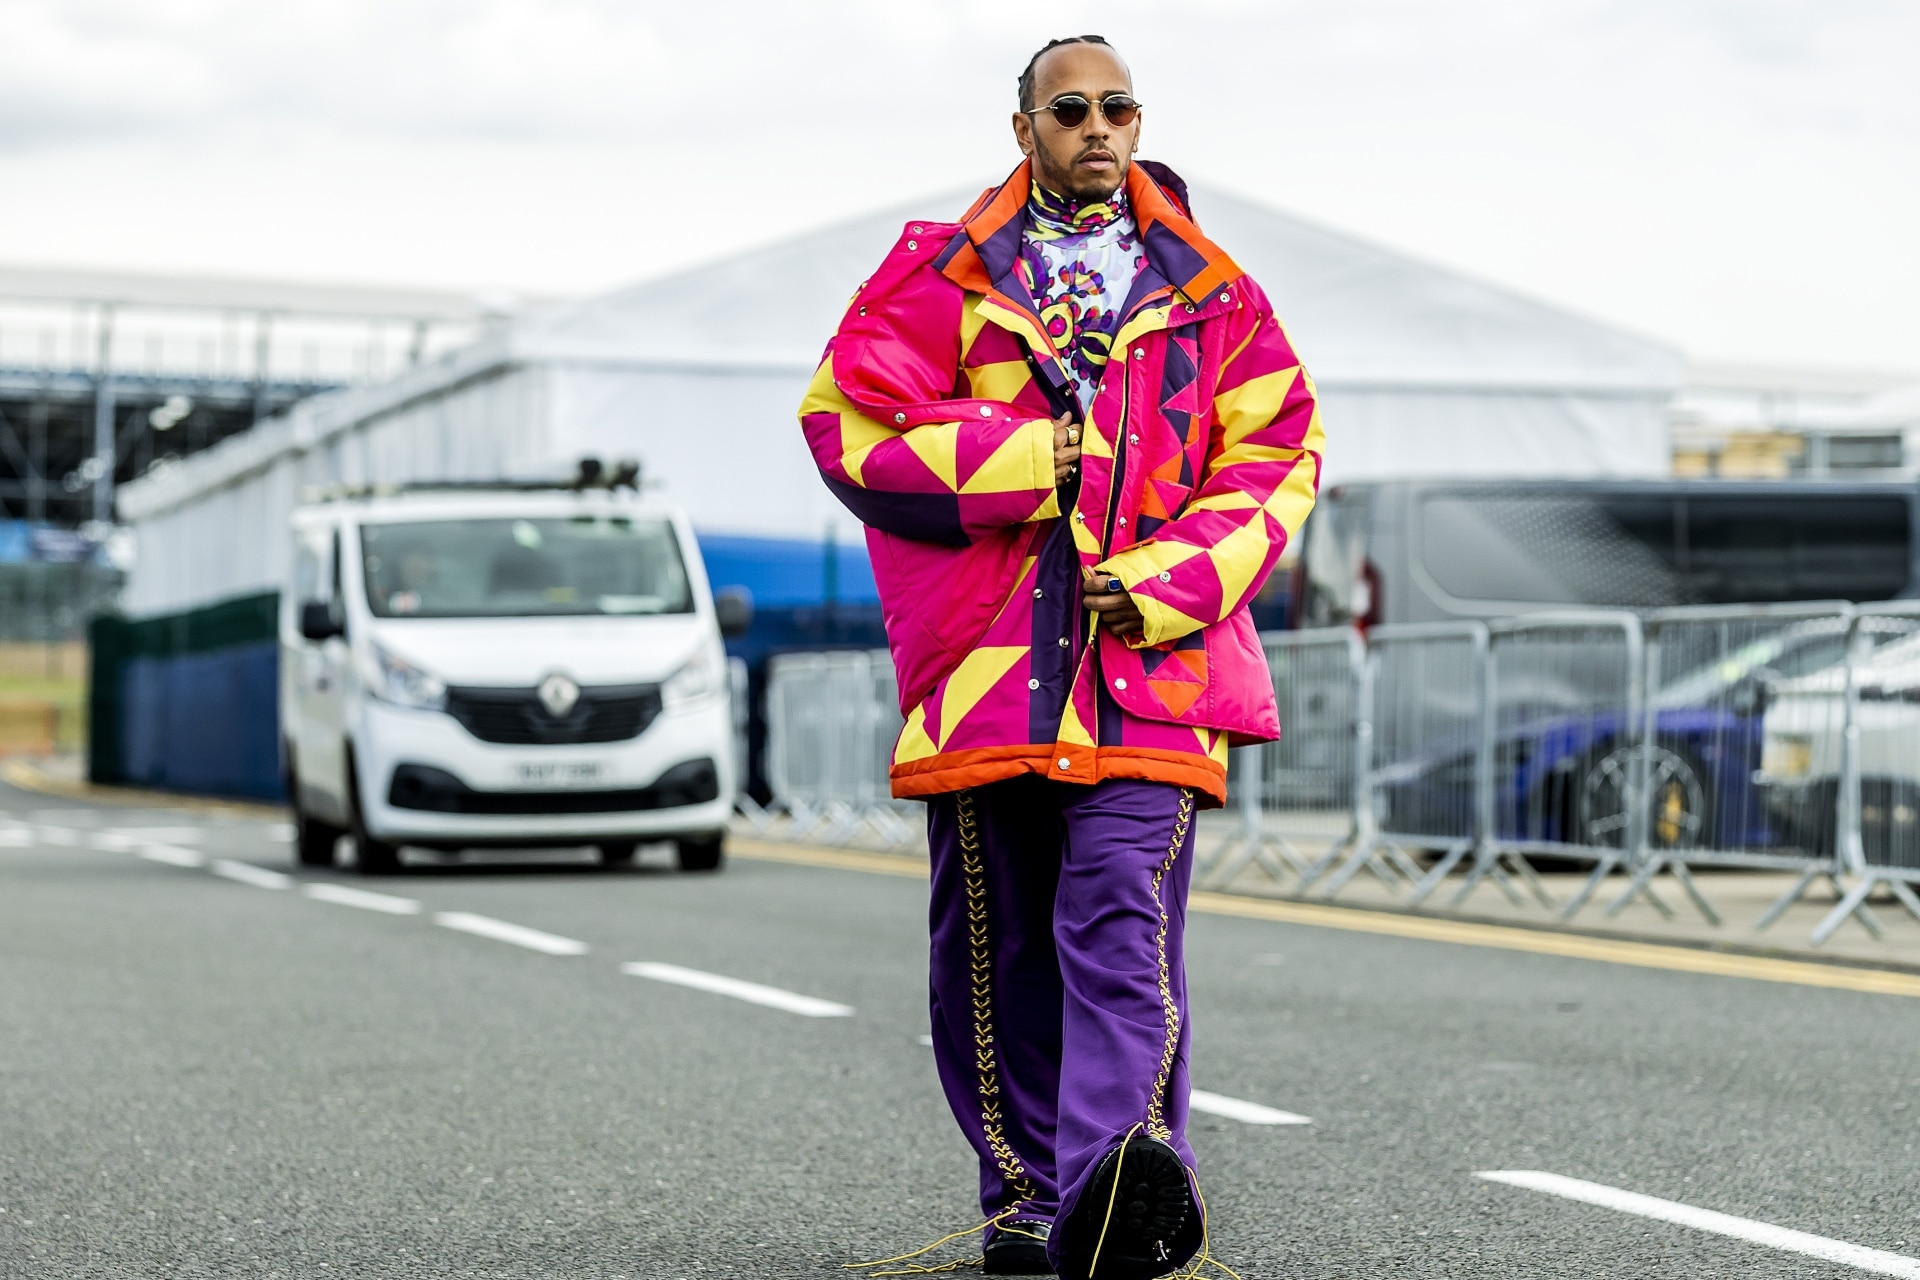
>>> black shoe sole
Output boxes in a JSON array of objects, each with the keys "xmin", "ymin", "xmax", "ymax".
[
  {"xmin": 983, "ymin": 1236, "xmax": 1054, "ymax": 1275},
  {"xmin": 1055, "ymin": 1136, "xmax": 1200, "ymax": 1280}
]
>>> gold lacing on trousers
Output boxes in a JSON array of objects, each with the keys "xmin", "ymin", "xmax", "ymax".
[
  {"xmin": 1144, "ymin": 787, "xmax": 1193, "ymax": 1142},
  {"xmin": 957, "ymin": 788, "xmax": 1039, "ymax": 1211},
  {"xmin": 848, "ymin": 790, "xmax": 1035, "ymax": 1276}
]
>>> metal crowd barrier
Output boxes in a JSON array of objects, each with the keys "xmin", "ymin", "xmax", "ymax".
[
  {"xmin": 1612, "ymin": 604, "xmax": 1856, "ymax": 929},
  {"xmin": 763, "ymin": 649, "xmax": 912, "ymax": 846},
  {"xmin": 1812, "ymin": 603, "xmax": 1920, "ymax": 944},
  {"xmin": 1201, "ymin": 628, "xmax": 1364, "ymax": 890},
  {"xmin": 765, "ymin": 600, "xmax": 1920, "ymax": 945},
  {"xmin": 1302, "ymin": 622, "xmax": 1486, "ymax": 904}
]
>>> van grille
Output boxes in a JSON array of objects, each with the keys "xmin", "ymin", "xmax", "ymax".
[{"xmin": 444, "ymin": 684, "xmax": 663, "ymax": 745}]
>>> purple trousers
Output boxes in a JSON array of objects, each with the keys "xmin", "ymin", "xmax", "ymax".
[{"xmin": 925, "ymin": 776, "xmax": 1197, "ymax": 1234}]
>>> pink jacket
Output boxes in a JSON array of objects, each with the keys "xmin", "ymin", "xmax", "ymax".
[{"xmin": 799, "ymin": 161, "xmax": 1324, "ymax": 805}]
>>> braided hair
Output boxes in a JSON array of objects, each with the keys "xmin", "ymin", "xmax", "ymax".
[{"xmin": 1017, "ymin": 35, "xmax": 1117, "ymax": 111}]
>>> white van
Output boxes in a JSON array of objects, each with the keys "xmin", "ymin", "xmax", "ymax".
[{"xmin": 279, "ymin": 482, "xmax": 749, "ymax": 874}]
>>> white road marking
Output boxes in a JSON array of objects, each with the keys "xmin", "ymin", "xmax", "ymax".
[
  {"xmin": 138, "ymin": 845, "xmax": 205, "ymax": 868},
  {"xmin": 621, "ymin": 961, "xmax": 853, "ymax": 1017},
  {"xmin": 210, "ymin": 860, "xmax": 294, "ymax": 890},
  {"xmin": 303, "ymin": 883, "xmax": 422, "ymax": 915},
  {"xmin": 0, "ymin": 828, "xmax": 30, "ymax": 847},
  {"xmin": 34, "ymin": 826, "xmax": 82, "ymax": 845},
  {"xmin": 1477, "ymin": 1171, "xmax": 1920, "ymax": 1278},
  {"xmin": 434, "ymin": 912, "xmax": 587, "ymax": 955},
  {"xmin": 1188, "ymin": 1090, "xmax": 1312, "ymax": 1126},
  {"xmin": 91, "ymin": 827, "xmax": 206, "ymax": 850}
]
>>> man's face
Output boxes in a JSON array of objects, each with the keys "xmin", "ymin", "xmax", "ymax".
[{"xmin": 1012, "ymin": 43, "xmax": 1140, "ymax": 202}]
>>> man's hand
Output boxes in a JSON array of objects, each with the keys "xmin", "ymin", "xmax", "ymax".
[
  {"xmin": 1051, "ymin": 412, "xmax": 1081, "ymax": 485},
  {"xmin": 1082, "ymin": 567, "xmax": 1144, "ymax": 638}
]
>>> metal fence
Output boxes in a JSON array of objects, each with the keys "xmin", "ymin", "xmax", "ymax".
[
  {"xmin": 762, "ymin": 648, "xmax": 911, "ymax": 846},
  {"xmin": 761, "ymin": 604, "xmax": 1920, "ymax": 944}
]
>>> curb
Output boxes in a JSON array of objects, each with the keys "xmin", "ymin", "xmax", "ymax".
[{"xmin": 0, "ymin": 758, "xmax": 286, "ymax": 820}]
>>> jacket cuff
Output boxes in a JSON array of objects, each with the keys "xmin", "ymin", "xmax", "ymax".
[
  {"xmin": 1023, "ymin": 418, "xmax": 1060, "ymax": 522},
  {"xmin": 1097, "ymin": 547, "xmax": 1208, "ymax": 647}
]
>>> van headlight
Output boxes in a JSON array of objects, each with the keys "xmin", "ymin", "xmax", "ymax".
[
  {"xmin": 662, "ymin": 649, "xmax": 719, "ymax": 709},
  {"xmin": 366, "ymin": 641, "xmax": 447, "ymax": 711}
]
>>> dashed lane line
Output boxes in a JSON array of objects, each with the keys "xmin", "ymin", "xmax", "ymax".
[
  {"xmin": 137, "ymin": 845, "xmax": 205, "ymax": 868},
  {"xmin": 622, "ymin": 961, "xmax": 853, "ymax": 1017},
  {"xmin": 1188, "ymin": 1090, "xmax": 1311, "ymax": 1126},
  {"xmin": 302, "ymin": 883, "xmax": 422, "ymax": 915},
  {"xmin": 90, "ymin": 828, "xmax": 207, "ymax": 850},
  {"xmin": 209, "ymin": 859, "xmax": 294, "ymax": 890},
  {"xmin": 434, "ymin": 911, "xmax": 588, "ymax": 956},
  {"xmin": 1477, "ymin": 1171, "xmax": 1920, "ymax": 1278}
]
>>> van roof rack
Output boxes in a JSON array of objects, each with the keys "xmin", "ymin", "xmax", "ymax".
[{"xmin": 301, "ymin": 458, "xmax": 643, "ymax": 505}]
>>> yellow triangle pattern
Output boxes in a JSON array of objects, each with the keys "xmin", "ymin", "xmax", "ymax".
[
  {"xmin": 960, "ymin": 422, "xmax": 1048, "ymax": 494},
  {"xmin": 936, "ymin": 646, "xmax": 1027, "ymax": 749},
  {"xmin": 894, "ymin": 703, "xmax": 939, "ymax": 765},
  {"xmin": 904, "ymin": 421, "xmax": 960, "ymax": 491}
]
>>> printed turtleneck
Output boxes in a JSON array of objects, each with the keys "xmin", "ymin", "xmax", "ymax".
[{"xmin": 1014, "ymin": 179, "xmax": 1145, "ymax": 415}]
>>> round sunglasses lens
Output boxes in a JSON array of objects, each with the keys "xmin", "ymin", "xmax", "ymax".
[
  {"xmin": 1102, "ymin": 97, "xmax": 1139, "ymax": 126},
  {"xmin": 1049, "ymin": 97, "xmax": 1091, "ymax": 128}
]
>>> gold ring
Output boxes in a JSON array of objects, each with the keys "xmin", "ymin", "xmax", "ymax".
[{"xmin": 1066, "ymin": 426, "xmax": 1080, "ymax": 446}]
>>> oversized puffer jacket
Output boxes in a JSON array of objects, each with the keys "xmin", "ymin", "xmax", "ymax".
[{"xmin": 799, "ymin": 159, "xmax": 1324, "ymax": 806}]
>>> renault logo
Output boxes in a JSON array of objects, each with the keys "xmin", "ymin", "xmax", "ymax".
[{"xmin": 537, "ymin": 673, "xmax": 581, "ymax": 718}]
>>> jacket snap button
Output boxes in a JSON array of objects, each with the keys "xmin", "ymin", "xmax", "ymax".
[
  {"xmin": 1219, "ymin": 292, "xmax": 1230, "ymax": 303},
  {"xmin": 1134, "ymin": 348, "xmax": 1145, "ymax": 359},
  {"xmin": 1058, "ymin": 637, "xmax": 1070, "ymax": 648},
  {"xmin": 1159, "ymin": 570, "xmax": 1172, "ymax": 582},
  {"xmin": 1033, "ymin": 587, "xmax": 1043, "ymax": 599},
  {"xmin": 911, "ymin": 225, "xmax": 922, "ymax": 234},
  {"xmin": 1027, "ymin": 678, "xmax": 1040, "ymax": 690},
  {"xmin": 1117, "ymin": 517, "xmax": 1127, "ymax": 527},
  {"xmin": 1185, "ymin": 303, "xmax": 1195, "ymax": 313},
  {"xmin": 979, "ymin": 405, "xmax": 992, "ymax": 417},
  {"xmin": 907, "ymin": 240, "xmax": 918, "ymax": 250},
  {"xmin": 1058, "ymin": 758, "xmax": 1071, "ymax": 770},
  {"xmin": 1073, "ymin": 512, "xmax": 1085, "ymax": 521},
  {"xmin": 858, "ymin": 306, "xmax": 867, "ymax": 315},
  {"xmin": 893, "ymin": 412, "xmax": 906, "ymax": 424},
  {"xmin": 1115, "ymin": 678, "xmax": 1128, "ymax": 690},
  {"xmin": 1128, "ymin": 434, "xmax": 1139, "ymax": 444}
]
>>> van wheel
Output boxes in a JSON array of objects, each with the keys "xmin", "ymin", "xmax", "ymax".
[
  {"xmin": 675, "ymin": 834, "xmax": 725, "ymax": 873},
  {"xmin": 346, "ymin": 752, "xmax": 401, "ymax": 875},
  {"xmin": 598, "ymin": 841, "xmax": 638, "ymax": 866},
  {"xmin": 284, "ymin": 745, "xmax": 343, "ymax": 868},
  {"xmin": 295, "ymin": 813, "xmax": 344, "ymax": 868}
]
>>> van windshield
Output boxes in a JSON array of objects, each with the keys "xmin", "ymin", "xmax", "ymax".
[{"xmin": 360, "ymin": 516, "xmax": 693, "ymax": 618}]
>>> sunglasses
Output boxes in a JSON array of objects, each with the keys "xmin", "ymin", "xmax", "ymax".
[{"xmin": 1027, "ymin": 93, "xmax": 1141, "ymax": 129}]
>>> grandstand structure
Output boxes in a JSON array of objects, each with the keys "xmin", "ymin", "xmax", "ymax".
[{"xmin": 0, "ymin": 264, "xmax": 525, "ymax": 533}]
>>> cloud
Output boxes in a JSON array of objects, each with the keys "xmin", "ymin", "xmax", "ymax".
[{"xmin": 0, "ymin": 0, "xmax": 1915, "ymax": 367}]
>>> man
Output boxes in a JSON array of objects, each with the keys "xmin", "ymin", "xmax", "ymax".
[{"xmin": 801, "ymin": 34, "xmax": 1322, "ymax": 1279}]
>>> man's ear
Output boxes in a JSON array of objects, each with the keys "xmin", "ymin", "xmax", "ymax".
[{"xmin": 1012, "ymin": 111, "xmax": 1035, "ymax": 156}]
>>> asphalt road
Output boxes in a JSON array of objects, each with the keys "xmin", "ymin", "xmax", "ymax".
[{"xmin": 4, "ymin": 781, "xmax": 1919, "ymax": 1279}]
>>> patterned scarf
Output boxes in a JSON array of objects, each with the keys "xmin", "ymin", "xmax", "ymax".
[{"xmin": 1014, "ymin": 179, "xmax": 1145, "ymax": 415}]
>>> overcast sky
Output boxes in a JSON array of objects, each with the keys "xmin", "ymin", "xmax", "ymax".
[{"xmin": 1, "ymin": 0, "xmax": 1915, "ymax": 371}]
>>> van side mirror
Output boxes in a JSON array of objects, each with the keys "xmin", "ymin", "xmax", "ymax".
[
  {"xmin": 299, "ymin": 599, "xmax": 345, "ymax": 642},
  {"xmin": 713, "ymin": 586, "xmax": 753, "ymax": 639}
]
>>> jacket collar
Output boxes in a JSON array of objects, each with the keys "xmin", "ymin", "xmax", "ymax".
[{"xmin": 935, "ymin": 158, "xmax": 1242, "ymax": 309}]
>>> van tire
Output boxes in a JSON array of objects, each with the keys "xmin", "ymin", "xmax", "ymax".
[
  {"xmin": 598, "ymin": 840, "xmax": 638, "ymax": 866},
  {"xmin": 284, "ymin": 744, "xmax": 344, "ymax": 868},
  {"xmin": 675, "ymin": 833, "xmax": 725, "ymax": 873},
  {"xmin": 345, "ymin": 750, "xmax": 401, "ymax": 875}
]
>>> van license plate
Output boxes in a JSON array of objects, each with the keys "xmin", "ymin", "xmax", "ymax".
[{"xmin": 515, "ymin": 761, "xmax": 606, "ymax": 788}]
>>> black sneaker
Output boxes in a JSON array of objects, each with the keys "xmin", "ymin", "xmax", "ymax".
[
  {"xmin": 983, "ymin": 1218, "xmax": 1053, "ymax": 1275},
  {"xmin": 1053, "ymin": 1136, "xmax": 1201, "ymax": 1280}
]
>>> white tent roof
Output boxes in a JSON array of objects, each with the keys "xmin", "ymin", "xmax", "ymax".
[{"xmin": 514, "ymin": 180, "xmax": 1682, "ymax": 393}]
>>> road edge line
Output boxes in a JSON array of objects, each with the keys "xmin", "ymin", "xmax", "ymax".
[{"xmin": 729, "ymin": 836, "xmax": 1920, "ymax": 999}]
